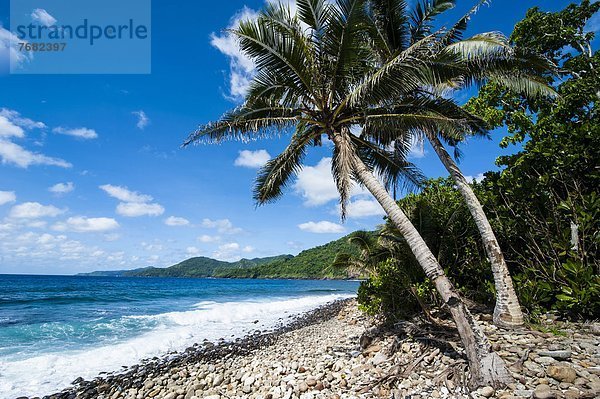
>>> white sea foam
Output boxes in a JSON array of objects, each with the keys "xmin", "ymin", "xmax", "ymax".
[{"xmin": 0, "ymin": 294, "xmax": 351, "ymax": 399}]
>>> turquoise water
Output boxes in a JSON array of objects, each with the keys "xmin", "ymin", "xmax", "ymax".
[{"xmin": 0, "ymin": 275, "xmax": 358, "ymax": 398}]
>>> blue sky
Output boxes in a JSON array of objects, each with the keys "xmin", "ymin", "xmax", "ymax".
[{"xmin": 0, "ymin": 0, "xmax": 596, "ymax": 274}]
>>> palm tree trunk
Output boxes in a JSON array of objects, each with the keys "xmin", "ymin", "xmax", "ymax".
[
  {"xmin": 427, "ymin": 133, "xmax": 524, "ymax": 329},
  {"xmin": 345, "ymin": 143, "xmax": 512, "ymax": 388}
]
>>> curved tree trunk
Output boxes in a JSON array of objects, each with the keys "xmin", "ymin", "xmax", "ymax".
[
  {"xmin": 427, "ymin": 133, "xmax": 524, "ymax": 329},
  {"xmin": 342, "ymin": 139, "xmax": 512, "ymax": 388}
]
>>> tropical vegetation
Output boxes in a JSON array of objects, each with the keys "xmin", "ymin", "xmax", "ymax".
[
  {"xmin": 353, "ymin": 1, "xmax": 599, "ymax": 321},
  {"xmin": 185, "ymin": 0, "xmax": 597, "ymax": 389}
]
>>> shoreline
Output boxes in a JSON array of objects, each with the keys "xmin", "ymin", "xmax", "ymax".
[
  {"xmin": 17, "ymin": 299, "xmax": 600, "ymax": 399},
  {"xmin": 39, "ymin": 299, "xmax": 356, "ymax": 399}
]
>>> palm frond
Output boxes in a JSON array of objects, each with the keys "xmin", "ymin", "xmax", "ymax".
[
  {"xmin": 410, "ymin": 0, "xmax": 455, "ymax": 44},
  {"xmin": 331, "ymin": 128, "xmax": 356, "ymax": 220},
  {"xmin": 344, "ymin": 34, "xmax": 439, "ymax": 108},
  {"xmin": 367, "ymin": 0, "xmax": 410, "ymax": 57},
  {"xmin": 351, "ymin": 134, "xmax": 425, "ymax": 193},
  {"xmin": 297, "ymin": 0, "xmax": 330, "ymax": 34},
  {"xmin": 235, "ymin": 16, "xmax": 318, "ymax": 103},
  {"xmin": 325, "ymin": 0, "xmax": 373, "ymax": 101},
  {"xmin": 183, "ymin": 104, "xmax": 300, "ymax": 145},
  {"xmin": 253, "ymin": 123, "xmax": 317, "ymax": 204},
  {"xmin": 441, "ymin": 0, "xmax": 490, "ymax": 45}
]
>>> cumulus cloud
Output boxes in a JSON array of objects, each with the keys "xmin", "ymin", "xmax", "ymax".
[
  {"xmin": 198, "ymin": 234, "xmax": 220, "ymax": 243},
  {"xmin": 298, "ymin": 221, "xmax": 345, "ymax": 234},
  {"xmin": 234, "ymin": 149, "xmax": 271, "ymax": 168},
  {"xmin": 0, "ymin": 109, "xmax": 69, "ymax": 168},
  {"xmin": 0, "ymin": 26, "xmax": 33, "ymax": 70},
  {"xmin": 0, "ymin": 139, "xmax": 72, "ymax": 168},
  {"xmin": 141, "ymin": 242, "xmax": 163, "ymax": 252},
  {"xmin": 186, "ymin": 246, "xmax": 201, "ymax": 255},
  {"xmin": 31, "ymin": 9, "xmax": 57, "ymax": 26},
  {"xmin": 49, "ymin": 182, "xmax": 74, "ymax": 195},
  {"xmin": 116, "ymin": 202, "xmax": 164, "ymax": 217},
  {"xmin": 408, "ymin": 136, "xmax": 427, "ymax": 159},
  {"xmin": 99, "ymin": 184, "xmax": 153, "ymax": 203},
  {"xmin": 294, "ymin": 158, "xmax": 339, "ymax": 206},
  {"xmin": 212, "ymin": 242, "xmax": 253, "ymax": 261},
  {"xmin": 132, "ymin": 110, "xmax": 149, "ymax": 130},
  {"xmin": 210, "ymin": 7, "xmax": 259, "ymax": 99},
  {"xmin": 293, "ymin": 157, "xmax": 369, "ymax": 207},
  {"xmin": 100, "ymin": 184, "xmax": 164, "ymax": 217},
  {"xmin": 164, "ymin": 216, "xmax": 190, "ymax": 226},
  {"xmin": 53, "ymin": 126, "xmax": 98, "ymax": 139},
  {"xmin": 0, "ymin": 190, "xmax": 16, "ymax": 205},
  {"xmin": 344, "ymin": 198, "xmax": 385, "ymax": 218},
  {"xmin": 0, "ymin": 115, "xmax": 25, "ymax": 138},
  {"xmin": 52, "ymin": 216, "xmax": 119, "ymax": 233},
  {"xmin": 9, "ymin": 202, "xmax": 65, "ymax": 219},
  {"xmin": 201, "ymin": 218, "xmax": 242, "ymax": 234},
  {"xmin": 0, "ymin": 109, "xmax": 46, "ymax": 130},
  {"xmin": 465, "ymin": 173, "xmax": 485, "ymax": 183}
]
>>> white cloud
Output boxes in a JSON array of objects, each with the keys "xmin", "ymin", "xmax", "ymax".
[
  {"xmin": 0, "ymin": 109, "xmax": 46, "ymax": 130},
  {"xmin": 408, "ymin": 136, "xmax": 426, "ymax": 159},
  {"xmin": 344, "ymin": 198, "xmax": 385, "ymax": 218},
  {"xmin": 210, "ymin": 7, "xmax": 259, "ymax": 100},
  {"xmin": 465, "ymin": 173, "xmax": 485, "ymax": 183},
  {"xmin": 0, "ymin": 26, "xmax": 33, "ymax": 70},
  {"xmin": 99, "ymin": 184, "xmax": 153, "ymax": 203},
  {"xmin": 31, "ymin": 9, "xmax": 57, "ymax": 26},
  {"xmin": 116, "ymin": 202, "xmax": 164, "ymax": 217},
  {"xmin": 141, "ymin": 242, "xmax": 163, "ymax": 252},
  {"xmin": 298, "ymin": 221, "xmax": 346, "ymax": 234},
  {"xmin": 100, "ymin": 184, "xmax": 164, "ymax": 218},
  {"xmin": 186, "ymin": 246, "xmax": 201, "ymax": 256},
  {"xmin": 132, "ymin": 110, "xmax": 149, "ymax": 130},
  {"xmin": 0, "ymin": 139, "xmax": 72, "ymax": 168},
  {"xmin": 198, "ymin": 234, "xmax": 220, "ymax": 243},
  {"xmin": 294, "ymin": 158, "xmax": 339, "ymax": 206},
  {"xmin": 49, "ymin": 182, "xmax": 74, "ymax": 195},
  {"xmin": 52, "ymin": 216, "xmax": 119, "ymax": 233},
  {"xmin": 0, "ymin": 115, "xmax": 25, "ymax": 138},
  {"xmin": 53, "ymin": 126, "xmax": 98, "ymax": 139},
  {"xmin": 234, "ymin": 149, "xmax": 271, "ymax": 168},
  {"xmin": 0, "ymin": 190, "xmax": 16, "ymax": 205},
  {"xmin": 0, "ymin": 109, "xmax": 69, "ymax": 169},
  {"xmin": 201, "ymin": 218, "xmax": 242, "ymax": 234},
  {"xmin": 9, "ymin": 202, "xmax": 65, "ymax": 219},
  {"xmin": 164, "ymin": 216, "xmax": 190, "ymax": 226},
  {"xmin": 104, "ymin": 233, "xmax": 121, "ymax": 242},
  {"xmin": 212, "ymin": 241, "xmax": 253, "ymax": 261}
]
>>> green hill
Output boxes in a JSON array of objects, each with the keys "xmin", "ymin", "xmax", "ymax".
[
  {"xmin": 79, "ymin": 233, "xmax": 365, "ymax": 279},
  {"xmin": 213, "ymin": 233, "xmax": 361, "ymax": 279},
  {"xmin": 128, "ymin": 255, "xmax": 292, "ymax": 278}
]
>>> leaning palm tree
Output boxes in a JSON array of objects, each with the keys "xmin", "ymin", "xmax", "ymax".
[
  {"xmin": 185, "ymin": 0, "xmax": 514, "ymax": 387},
  {"xmin": 363, "ymin": 0, "xmax": 557, "ymax": 328}
]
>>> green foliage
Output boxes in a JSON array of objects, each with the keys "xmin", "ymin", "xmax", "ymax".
[
  {"xmin": 398, "ymin": 178, "xmax": 493, "ymax": 301},
  {"xmin": 357, "ymin": 258, "xmax": 422, "ymax": 318},
  {"xmin": 129, "ymin": 256, "xmax": 292, "ymax": 278},
  {"xmin": 213, "ymin": 234, "xmax": 361, "ymax": 279},
  {"xmin": 464, "ymin": 1, "xmax": 600, "ymax": 320}
]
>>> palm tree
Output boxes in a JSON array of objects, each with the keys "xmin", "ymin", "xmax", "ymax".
[
  {"xmin": 363, "ymin": 0, "xmax": 557, "ymax": 328},
  {"xmin": 185, "ymin": 0, "xmax": 514, "ymax": 387}
]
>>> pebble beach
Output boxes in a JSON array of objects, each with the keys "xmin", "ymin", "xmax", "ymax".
[{"xmin": 32, "ymin": 299, "xmax": 600, "ymax": 399}]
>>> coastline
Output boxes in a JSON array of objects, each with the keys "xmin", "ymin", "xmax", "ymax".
[
  {"xmin": 18, "ymin": 299, "xmax": 600, "ymax": 399},
  {"xmin": 39, "ymin": 299, "xmax": 358, "ymax": 399}
]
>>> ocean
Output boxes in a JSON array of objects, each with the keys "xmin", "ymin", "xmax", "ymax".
[{"xmin": 0, "ymin": 275, "xmax": 359, "ymax": 398}]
